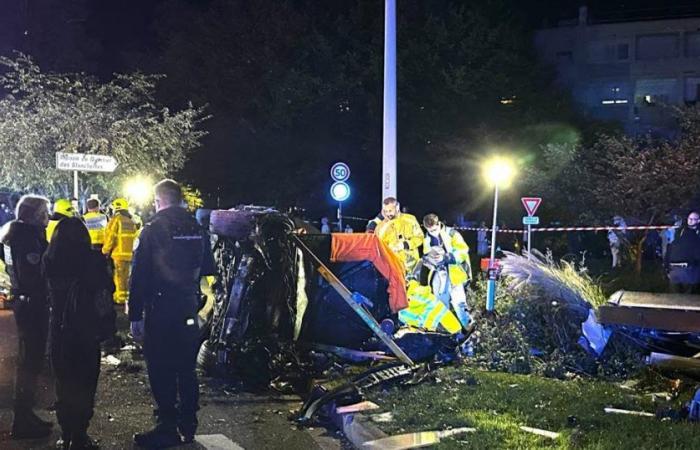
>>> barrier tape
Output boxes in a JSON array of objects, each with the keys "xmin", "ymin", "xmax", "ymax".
[
  {"xmin": 338, "ymin": 215, "xmax": 678, "ymax": 234},
  {"xmin": 455, "ymin": 225, "xmax": 678, "ymax": 234}
]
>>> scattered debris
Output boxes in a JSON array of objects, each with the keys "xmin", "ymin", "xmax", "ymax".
[
  {"xmin": 603, "ymin": 407, "xmax": 655, "ymax": 417},
  {"xmin": 519, "ymin": 426, "xmax": 560, "ymax": 440},
  {"xmin": 336, "ymin": 401, "xmax": 380, "ymax": 415},
  {"xmin": 101, "ymin": 355, "xmax": 121, "ymax": 366},
  {"xmin": 370, "ymin": 412, "xmax": 394, "ymax": 423},
  {"xmin": 362, "ymin": 427, "xmax": 476, "ymax": 449}
]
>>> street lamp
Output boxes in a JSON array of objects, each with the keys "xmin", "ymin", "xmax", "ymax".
[
  {"xmin": 482, "ymin": 157, "xmax": 515, "ymax": 312},
  {"xmin": 124, "ymin": 176, "xmax": 153, "ymax": 207}
]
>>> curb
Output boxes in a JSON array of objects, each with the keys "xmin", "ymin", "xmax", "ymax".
[{"xmin": 330, "ymin": 404, "xmax": 387, "ymax": 449}]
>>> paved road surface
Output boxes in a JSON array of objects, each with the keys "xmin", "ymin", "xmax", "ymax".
[{"xmin": 0, "ymin": 308, "xmax": 345, "ymax": 449}]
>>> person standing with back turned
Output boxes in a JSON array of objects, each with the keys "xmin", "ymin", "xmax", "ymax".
[{"xmin": 129, "ymin": 179, "xmax": 216, "ymax": 448}]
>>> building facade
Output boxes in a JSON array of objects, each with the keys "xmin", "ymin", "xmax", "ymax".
[{"xmin": 535, "ymin": 7, "xmax": 700, "ymax": 136}]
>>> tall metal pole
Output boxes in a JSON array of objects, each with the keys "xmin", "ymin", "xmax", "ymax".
[
  {"xmin": 486, "ymin": 185, "xmax": 499, "ymax": 311},
  {"xmin": 382, "ymin": 0, "xmax": 397, "ymax": 200}
]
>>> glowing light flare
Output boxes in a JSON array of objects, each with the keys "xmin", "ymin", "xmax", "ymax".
[
  {"xmin": 124, "ymin": 176, "xmax": 153, "ymax": 206},
  {"xmin": 482, "ymin": 157, "xmax": 516, "ymax": 188},
  {"xmin": 330, "ymin": 181, "xmax": 350, "ymax": 202}
]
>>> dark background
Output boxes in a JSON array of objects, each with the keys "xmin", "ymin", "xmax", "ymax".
[{"xmin": 0, "ymin": 0, "xmax": 696, "ymax": 225}]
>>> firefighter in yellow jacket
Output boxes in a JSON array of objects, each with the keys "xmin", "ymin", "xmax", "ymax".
[
  {"xmin": 102, "ymin": 198, "xmax": 137, "ymax": 304},
  {"xmin": 83, "ymin": 198, "xmax": 108, "ymax": 250},
  {"xmin": 422, "ymin": 213, "xmax": 473, "ymax": 330},
  {"xmin": 46, "ymin": 198, "xmax": 75, "ymax": 242},
  {"xmin": 366, "ymin": 197, "xmax": 423, "ymax": 275}
]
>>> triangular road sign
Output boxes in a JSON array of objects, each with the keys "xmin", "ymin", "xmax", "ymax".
[{"xmin": 521, "ymin": 197, "xmax": 542, "ymax": 217}]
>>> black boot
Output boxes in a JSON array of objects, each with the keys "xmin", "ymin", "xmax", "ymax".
[
  {"xmin": 11, "ymin": 408, "xmax": 53, "ymax": 439},
  {"xmin": 134, "ymin": 424, "xmax": 181, "ymax": 448}
]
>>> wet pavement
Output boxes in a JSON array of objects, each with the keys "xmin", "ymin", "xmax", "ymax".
[{"xmin": 0, "ymin": 308, "xmax": 347, "ymax": 449}]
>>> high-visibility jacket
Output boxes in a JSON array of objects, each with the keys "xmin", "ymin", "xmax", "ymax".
[
  {"xmin": 46, "ymin": 219, "xmax": 60, "ymax": 242},
  {"xmin": 102, "ymin": 212, "xmax": 137, "ymax": 261},
  {"xmin": 368, "ymin": 213, "xmax": 423, "ymax": 274},
  {"xmin": 46, "ymin": 213, "xmax": 72, "ymax": 243},
  {"xmin": 423, "ymin": 226, "xmax": 472, "ymax": 286},
  {"xmin": 398, "ymin": 280, "xmax": 461, "ymax": 334},
  {"xmin": 83, "ymin": 211, "xmax": 108, "ymax": 246}
]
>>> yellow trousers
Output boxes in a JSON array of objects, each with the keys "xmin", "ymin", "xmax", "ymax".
[{"xmin": 113, "ymin": 259, "xmax": 131, "ymax": 304}]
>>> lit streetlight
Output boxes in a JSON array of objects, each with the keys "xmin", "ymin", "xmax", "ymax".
[
  {"xmin": 482, "ymin": 157, "xmax": 515, "ymax": 311},
  {"xmin": 123, "ymin": 176, "xmax": 153, "ymax": 207}
]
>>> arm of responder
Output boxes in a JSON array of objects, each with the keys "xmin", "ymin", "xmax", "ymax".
[
  {"xmin": 128, "ymin": 225, "xmax": 154, "ymax": 322},
  {"xmin": 405, "ymin": 216, "xmax": 424, "ymax": 251}
]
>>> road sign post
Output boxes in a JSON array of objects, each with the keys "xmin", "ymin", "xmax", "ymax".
[
  {"xmin": 521, "ymin": 197, "xmax": 542, "ymax": 260},
  {"xmin": 330, "ymin": 162, "xmax": 351, "ymax": 231}
]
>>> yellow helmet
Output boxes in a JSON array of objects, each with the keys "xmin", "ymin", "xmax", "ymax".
[
  {"xmin": 112, "ymin": 198, "xmax": 129, "ymax": 211},
  {"xmin": 53, "ymin": 198, "xmax": 75, "ymax": 218}
]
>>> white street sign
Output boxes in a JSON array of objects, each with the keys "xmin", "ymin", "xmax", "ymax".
[
  {"xmin": 523, "ymin": 216, "xmax": 540, "ymax": 225},
  {"xmin": 56, "ymin": 152, "xmax": 119, "ymax": 173}
]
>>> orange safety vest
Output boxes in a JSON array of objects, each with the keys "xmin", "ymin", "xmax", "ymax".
[{"xmin": 102, "ymin": 212, "xmax": 137, "ymax": 261}]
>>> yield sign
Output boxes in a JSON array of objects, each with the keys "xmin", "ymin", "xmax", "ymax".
[{"xmin": 521, "ymin": 197, "xmax": 542, "ymax": 217}]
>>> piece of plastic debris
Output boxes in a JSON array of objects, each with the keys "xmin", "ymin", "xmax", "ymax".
[
  {"xmin": 370, "ymin": 412, "xmax": 394, "ymax": 423},
  {"xmin": 101, "ymin": 355, "xmax": 121, "ymax": 366},
  {"xmin": 603, "ymin": 407, "xmax": 654, "ymax": 417},
  {"xmin": 519, "ymin": 426, "xmax": 560, "ymax": 439},
  {"xmin": 688, "ymin": 388, "xmax": 700, "ymax": 421},
  {"xmin": 579, "ymin": 309, "xmax": 612, "ymax": 357},
  {"xmin": 336, "ymin": 401, "xmax": 380, "ymax": 415},
  {"xmin": 362, "ymin": 427, "xmax": 476, "ymax": 449}
]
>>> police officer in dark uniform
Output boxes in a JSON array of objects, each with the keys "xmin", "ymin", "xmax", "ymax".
[
  {"xmin": 0, "ymin": 195, "xmax": 54, "ymax": 439},
  {"xmin": 129, "ymin": 179, "xmax": 215, "ymax": 448}
]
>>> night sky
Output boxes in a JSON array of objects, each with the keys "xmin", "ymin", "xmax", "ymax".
[{"xmin": 1, "ymin": 0, "xmax": 698, "ymax": 220}]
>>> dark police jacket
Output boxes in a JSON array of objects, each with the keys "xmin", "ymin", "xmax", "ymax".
[
  {"xmin": 128, "ymin": 206, "xmax": 215, "ymax": 322},
  {"xmin": 1, "ymin": 220, "xmax": 48, "ymax": 301},
  {"xmin": 666, "ymin": 227, "xmax": 700, "ymax": 266}
]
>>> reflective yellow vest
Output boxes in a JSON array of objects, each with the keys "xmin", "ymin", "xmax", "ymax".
[
  {"xmin": 83, "ymin": 211, "xmax": 108, "ymax": 246},
  {"xmin": 46, "ymin": 219, "xmax": 60, "ymax": 242},
  {"xmin": 370, "ymin": 213, "xmax": 423, "ymax": 274},
  {"xmin": 102, "ymin": 212, "xmax": 137, "ymax": 261},
  {"xmin": 423, "ymin": 226, "xmax": 472, "ymax": 286},
  {"xmin": 399, "ymin": 280, "xmax": 461, "ymax": 334}
]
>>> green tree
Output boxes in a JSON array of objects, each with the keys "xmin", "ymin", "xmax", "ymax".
[
  {"xmin": 525, "ymin": 107, "xmax": 700, "ymax": 271},
  {"xmin": 0, "ymin": 54, "xmax": 208, "ymax": 198}
]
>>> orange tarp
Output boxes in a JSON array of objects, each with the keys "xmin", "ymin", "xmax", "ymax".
[{"xmin": 329, "ymin": 233, "xmax": 408, "ymax": 312}]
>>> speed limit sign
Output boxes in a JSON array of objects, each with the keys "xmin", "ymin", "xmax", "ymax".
[{"xmin": 330, "ymin": 162, "xmax": 351, "ymax": 182}]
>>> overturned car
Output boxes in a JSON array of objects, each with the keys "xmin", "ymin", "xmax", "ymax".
[{"xmin": 196, "ymin": 206, "xmax": 462, "ymax": 388}]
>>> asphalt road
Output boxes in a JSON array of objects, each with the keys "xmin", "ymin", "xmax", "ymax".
[{"xmin": 0, "ymin": 308, "xmax": 346, "ymax": 450}]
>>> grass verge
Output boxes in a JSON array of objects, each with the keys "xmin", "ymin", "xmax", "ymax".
[{"xmin": 367, "ymin": 367, "xmax": 700, "ymax": 449}]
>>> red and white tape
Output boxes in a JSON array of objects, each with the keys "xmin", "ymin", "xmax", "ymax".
[{"xmin": 456, "ymin": 225, "xmax": 677, "ymax": 234}]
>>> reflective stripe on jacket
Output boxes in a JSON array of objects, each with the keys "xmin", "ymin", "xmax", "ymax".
[
  {"xmin": 102, "ymin": 212, "xmax": 137, "ymax": 261},
  {"xmin": 423, "ymin": 226, "xmax": 471, "ymax": 286},
  {"xmin": 399, "ymin": 280, "xmax": 461, "ymax": 334},
  {"xmin": 83, "ymin": 211, "xmax": 108, "ymax": 245}
]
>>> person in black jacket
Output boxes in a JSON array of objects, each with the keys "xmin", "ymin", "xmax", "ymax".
[
  {"xmin": 129, "ymin": 179, "xmax": 215, "ymax": 448},
  {"xmin": 43, "ymin": 217, "xmax": 115, "ymax": 450},
  {"xmin": 665, "ymin": 211, "xmax": 700, "ymax": 294},
  {"xmin": 0, "ymin": 194, "xmax": 53, "ymax": 439}
]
